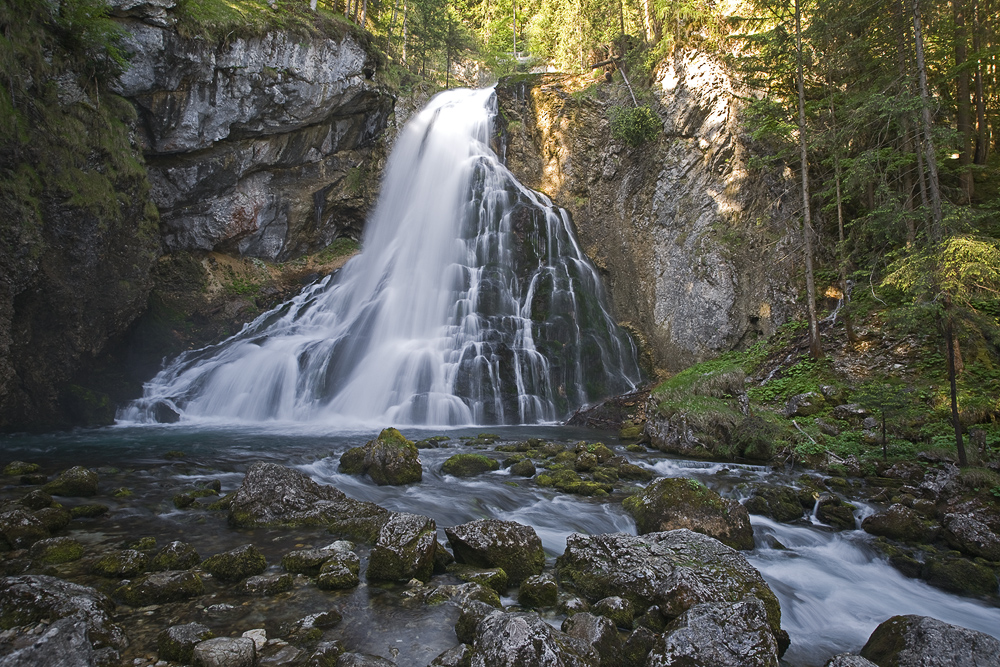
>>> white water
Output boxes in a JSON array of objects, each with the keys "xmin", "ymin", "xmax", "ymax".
[{"xmin": 122, "ymin": 88, "xmax": 639, "ymax": 426}]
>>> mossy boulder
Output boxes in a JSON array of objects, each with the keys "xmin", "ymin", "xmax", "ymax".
[
  {"xmin": 941, "ymin": 513, "xmax": 1000, "ymax": 562},
  {"xmin": 861, "ymin": 615, "xmax": 1000, "ymax": 666},
  {"xmin": 561, "ymin": 612, "xmax": 621, "ymax": 666},
  {"xmin": 240, "ymin": 573, "xmax": 294, "ymax": 596},
  {"xmin": 647, "ymin": 598, "xmax": 781, "ymax": 666},
  {"xmin": 816, "ymin": 496, "xmax": 857, "ymax": 530},
  {"xmin": 157, "ymin": 622, "xmax": 214, "ymax": 663},
  {"xmin": 149, "ymin": 541, "xmax": 201, "ymax": 571},
  {"xmin": 367, "ymin": 513, "xmax": 437, "ymax": 583},
  {"xmin": 921, "ymin": 554, "xmax": 999, "ymax": 596},
  {"xmin": 743, "ymin": 485, "xmax": 808, "ymax": 523},
  {"xmin": 201, "ymin": 544, "xmax": 267, "ymax": 583},
  {"xmin": 18, "ymin": 490, "xmax": 54, "ymax": 511},
  {"xmin": 28, "ymin": 536, "xmax": 84, "ymax": 564},
  {"xmin": 518, "ymin": 573, "xmax": 558, "ymax": 608},
  {"xmin": 69, "ymin": 504, "xmax": 109, "ymax": 519},
  {"xmin": 42, "ymin": 466, "xmax": 99, "ymax": 497},
  {"xmin": 861, "ymin": 504, "xmax": 937, "ymax": 543},
  {"xmin": 442, "ymin": 453, "xmax": 500, "ymax": 477},
  {"xmin": 115, "ymin": 570, "xmax": 205, "ymax": 606},
  {"xmin": 446, "ymin": 518, "xmax": 546, "ymax": 584},
  {"xmin": 91, "ymin": 549, "xmax": 150, "ymax": 577},
  {"xmin": 282, "ymin": 545, "xmax": 343, "ymax": 575},
  {"xmin": 3, "ymin": 461, "xmax": 40, "ymax": 476},
  {"xmin": 32, "ymin": 507, "xmax": 71, "ymax": 533},
  {"xmin": 537, "ymin": 469, "xmax": 612, "ymax": 496},
  {"xmin": 509, "ymin": 459, "xmax": 536, "ymax": 477},
  {"xmin": 623, "ymin": 477, "xmax": 754, "ymax": 550},
  {"xmin": 0, "ymin": 509, "xmax": 49, "ymax": 549},
  {"xmin": 340, "ymin": 428, "xmax": 422, "ymax": 486},
  {"xmin": 453, "ymin": 566, "xmax": 509, "ymax": 594},
  {"xmin": 592, "ymin": 596, "xmax": 634, "ymax": 629},
  {"xmin": 317, "ymin": 545, "xmax": 361, "ymax": 590}
]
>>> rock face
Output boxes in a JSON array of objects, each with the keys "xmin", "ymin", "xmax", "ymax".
[
  {"xmin": 623, "ymin": 477, "xmax": 754, "ymax": 550},
  {"xmin": 114, "ymin": 19, "xmax": 393, "ymax": 261},
  {"xmin": 367, "ymin": 512, "xmax": 437, "ymax": 582},
  {"xmin": 469, "ymin": 609, "xmax": 599, "ymax": 667},
  {"xmin": 646, "ymin": 599, "xmax": 779, "ymax": 667},
  {"xmin": 860, "ymin": 615, "xmax": 1000, "ymax": 667},
  {"xmin": 555, "ymin": 530, "xmax": 783, "ymax": 641},
  {"xmin": 227, "ymin": 462, "xmax": 389, "ymax": 540},
  {"xmin": 446, "ymin": 519, "xmax": 546, "ymax": 585},
  {"xmin": 496, "ymin": 52, "xmax": 796, "ymax": 372},
  {"xmin": 0, "ymin": 575, "xmax": 129, "ymax": 666}
]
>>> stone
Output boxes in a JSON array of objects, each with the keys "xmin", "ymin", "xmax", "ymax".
[
  {"xmin": 317, "ymin": 545, "xmax": 361, "ymax": 590},
  {"xmin": 367, "ymin": 512, "xmax": 437, "ymax": 582},
  {"xmin": 42, "ymin": 467, "xmax": 99, "ymax": 497},
  {"xmin": 509, "ymin": 459, "xmax": 536, "ymax": 477},
  {"xmin": 241, "ymin": 573, "xmax": 293, "ymax": 596},
  {"xmin": 622, "ymin": 627, "xmax": 658, "ymax": 667},
  {"xmin": 941, "ymin": 513, "xmax": 1000, "ymax": 562},
  {"xmin": 443, "ymin": 454, "xmax": 501, "ymax": 477},
  {"xmin": 19, "ymin": 489, "xmax": 54, "ymax": 510},
  {"xmin": 149, "ymin": 540, "xmax": 201, "ymax": 571},
  {"xmin": 192, "ymin": 636, "xmax": 256, "ymax": 667},
  {"xmin": 242, "ymin": 628, "xmax": 267, "ymax": 651},
  {"xmin": 824, "ymin": 656, "xmax": 877, "ymax": 667},
  {"xmin": 556, "ymin": 530, "xmax": 783, "ymax": 641},
  {"xmin": 456, "ymin": 601, "xmax": 504, "ymax": 644},
  {"xmin": 446, "ymin": 519, "xmax": 545, "ymax": 585},
  {"xmin": 860, "ymin": 615, "xmax": 1000, "ymax": 667},
  {"xmin": 861, "ymin": 504, "xmax": 935, "ymax": 543},
  {"xmin": 432, "ymin": 644, "xmax": 473, "ymax": 667},
  {"xmin": 623, "ymin": 477, "xmax": 754, "ymax": 550},
  {"xmin": 0, "ymin": 575, "xmax": 128, "ymax": 666},
  {"xmin": 592, "ymin": 595, "xmax": 634, "ymax": 629},
  {"xmin": 743, "ymin": 485, "xmax": 808, "ymax": 523},
  {"xmin": 785, "ymin": 392, "xmax": 824, "ymax": 417},
  {"xmin": 114, "ymin": 569, "xmax": 204, "ymax": 605},
  {"xmin": 91, "ymin": 548, "xmax": 150, "ymax": 577},
  {"xmin": 921, "ymin": 554, "xmax": 998, "ymax": 596},
  {"xmin": 647, "ymin": 598, "xmax": 780, "ymax": 667},
  {"xmin": 561, "ymin": 612, "xmax": 622, "ymax": 666},
  {"xmin": 228, "ymin": 462, "xmax": 389, "ymax": 541},
  {"xmin": 308, "ymin": 641, "xmax": 345, "ymax": 666},
  {"xmin": 0, "ymin": 509, "xmax": 49, "ymax": 549},
  {"xmin": 3, "ymin": 461, "xmax": 40, "ymax": 476},
  {"xmin": 68, "ymin": 504, "xmax": 108, "ymax": 519},
  {"xmin": 454, "ymin": 566, "xmax": 509, "ymax": 594},
  {"xmin": 816, "ymin": 496, "xmax": 857, "ymax": 530},
  {"xmin": 340, "ymin": 428, "xmax": 423, "ymax": 486},
  {"xmin": 469, "ymin": 609, "xmax": 599, "ymax": 667},
  {"xmin": 335, "ymin": 653, "xmax": 397, "ymax": 666},
  {"xmin": 202, "ymin": 544, "xmax": 267, "ymax": 583},
  {"xmin": 158, "ymin": 623, "xmax": 214, "ymax": 663},
  {"xmin": 31, "ymin": 507, "xmax": 70, "ymax": 533},
  {"xmin": 832, "ymin": 404, "xmax": 868, "ymax": 421},
  {"xmin": 28, "ymin": 537, "xmax": 84, "ymax": 564},
  {"xmin": 517, "ymin": 573, "xmax": 558, "ymax": 608},
  {"xmin": 283, "ymin": 545, "xmax": 343, "ymax": 575}
]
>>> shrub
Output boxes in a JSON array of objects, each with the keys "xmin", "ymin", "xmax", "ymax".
[{"xmin": 608, "ymin": 104, "xmax": 661, "ymax": 147}]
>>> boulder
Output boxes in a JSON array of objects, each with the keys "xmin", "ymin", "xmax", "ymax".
[
  {"xmin": 0, "ymin": 509, "xmax": 49, "ymax": 549},
  {"xmin": 0, "ymin": 575, "xmax": 128, "ymax": 666},
  {"xmin": 336, "ymin": 654, "xmax": 397, "ymax": 666},
  {"xmin": 509, "ymin": 459, "xmax": 536, "ymax": 477},
  {"xmin": 517, "ymin": 573, "xmax": 558, "ymax": 608},
  {"xmin": 824, "ymin": 656, "xmax": 877, "ymax": 667},
  {"xmin": 27, "ymin": 537, "xmax": 83, "ymax": 564},
  {"xmin": 158, "ymin": 623, "xmax": 214, "ymax": 663},
  {"xmin": 2, "ymin": 461, "xmax": 40, "ymax": 476},
  {"xmin": 283, "ymin": 545, "xmax": 344, "ymax": 575},
  {"xmin": 446, "ymin": 519, "xmax": 546, "ymax": 584},
  {"xmin": 31, "ymin": 507, "xmax": 70, "ymax": 533},
  {"xmin": 861, "ymin": 504, "xmax": 936, "ymax": 543},
  {"xmin": 556, "ymin": 530, "xmax": 783, "ymax": 642},
  {"xmin": 470, "ymin": 609, "xmax": 599, "ymax": 667},
  {"xmin": 743, "ymin": 485, "xmax": 807, "ymax": 523},
  {"xmin": 647, "ymin": 598, "xmax": 779, "ymax": 667},
  {"xmin": 317, "ymin": 545, "xmax": 362, "ymax": 590},
  {"xmin": 561, "ymin": 612, "xmax": 622, "ymax": 666},
  {"xmin": 201, "ymin": 544, "xmax": 267, "ymax": 583},
  {"xmin": 192, "ymin": 636, "xmax": 256, "ymax": 667},
  {"xmin": 622, "ymin": 627, "xmax": 657, "ymax": 667},
  {"xmin": 431, "ymin": 644, "xmax": 474, "ymax": 667},
  {"xmin": 367, "ymin": 512, "xmax": 437, "ymax": 582},
  {"xmin": 454, "ymin": 566, "xmax": 509, "ymax": 594},
  {"xmin": 240, "ymin": 573, "xmax": 293, "ymax": 596},
  {"xmin": 228, "ymin": 462, "xmax": 389, "ymax": 541},
  {"xmin": 623, "ymin": 477, "xmax": 754, "ymax": 550},
  {"xmin": 19, "ymin": 489, "xmax": 55, "ymax": 510},
  {"xmin": 149, "ymin": 540, "xmax": 201, "ymax": 571},
  {"xmin": 860, "ymin": 615, "xmax": 1000, "ymax": 667},
  {"xmin": 785, "ymin": 392, "xmax": 824, "ymax": 417},
  {"xmin": 340, "ymin": 428, "xmax": 423, "ymax": 486},
  {"xmin": 941, "ymin": 513, "xmax": 1000, "ymax": 562},
  {"xmin": 920, "ymin": 554, "xmax": 998, "ymax": 596},
  {"xmin": 816, "ymin": 496, "xmax": 857, "ymax": 530},
  {"xmin": 114, "ymin": 569, "xmax": 204, "ymax": 606},
  {"xmin": 443, "ymin": 454, "xmax": 501, "ymax": 477},
  {"xmin": 42, "ymin": 466, "xmax": 99, "ymax": 497},
  {"xmin": 592, "ymin": 596, "xmax": 634, "ymax": 629},
  {"xmin": 91, "ymin": 549, "xmax": 150, "ymax": 577}
]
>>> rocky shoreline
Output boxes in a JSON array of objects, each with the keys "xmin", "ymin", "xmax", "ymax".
[{"xmin": 2, "ymin": 428, "xmax": 998, "ymax": 666}]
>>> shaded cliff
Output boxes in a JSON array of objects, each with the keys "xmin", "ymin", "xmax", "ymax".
[{"xmin": 496, "ymin": 53, "xmax": 800, "ymax": 373}]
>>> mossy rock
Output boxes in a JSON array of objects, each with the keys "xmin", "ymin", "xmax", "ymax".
[
  {"xmin": 206, "ymin": 491, "xmax": 235, "ymax": 510},
  {"xmin": 510, "ymin": 459, "xmax": 536, "ymax": 477},
  {"xmin": 592, "ymin": 467, "xmax": 619, "ymax": 485},
  {"xmin": 158, "ymin": 622, "xmax": 214, "ymax": 663},
  {"xmin": 0, "ymin": 509, "xmax": 49, "ymax": 549},
  {"xmin": 173, "ymin": 488, "xmax": 219, "ymax": 509},
  {"xmin": 517, "ymin": 573, "xmax": 558, "ymax": 608},
  {"xmin": 69, "ymin": 504, "xmax": 109, "ymax": 519},
  {"xmin": 130, "ymin": 537, "xmax": 157, "ymax": 551},
  {"xmin": 339, "ymin": 447, "xmax": 367, "ymax": 474},
  {"xmin": 32, "ymin": 507, "xmax": 71, "ymax": 533},
  {"xmin": 21, "ymin": 474, "xmax": 49, "ymax": 485},
  {"xmin": 3, "ymin": 461, "xmax": 40, "ymax": 476},
  {"xmin": 415, "ymin": 435, "xmax": 451, "ymax": 449},
  {"xmin": 149, "ymin": 541, "xmax": 201, "ymax": 571},
  {"xmin": 201, "ymin": 544, "xmax": 267, "ymax": 583},
  {"xmin": 115, "ymin": 570, "xmax": 205, "ymax": 606},
  {"xmin": 19, "ymin": 489, "xmax": 55, "ymax": 511},
  {"xmin": 861, "ymin": 504, "xmax": 936, "ymax": 543},
  {"xmin": 453, "ymin": 566, "xmax": 509, "ymax": 594},
  {"xmin": 616, "ymin": 462, "xmax": 653, "ymax": 481},
  {"xmin": 112, "ymin": 487, "xmax": 134, "ymax": 498},
  {"xmin": 43, "ymin": 466, "xmax": 99, "ymax": 497},
  {"xmin": 341, "ymin": 429, "xmax": 423, "ymax": 486},
  {"xmin": 743, "ymin": 485, "xmax": 808, "ymax": 524},
  {"xmin": 317, "ymin": 552, "xmax": 361, "ymax": 590},
  {"xmin": 921, "ymin": 555, "xmax": 999, "ymax": 596},
  {"xmin": 442, "ymin": 454, "xmax": 500, "ymax": 477},
  {"xmin": 92, "ymin": 549, "xmax": 149, "ymax": 577},
  {"xmin": 241, "ymin": 573, "xmax": 294, "ymax": 596},
  {"xmin": 619, "ymin": 424, "xmax": 644, "ymax": 439},
  {"xmin": 282, "ymin": 547, "xmax": 339, "ymax": 575},
  {"xmin": 575, "ymin": 452, "xmax": 598, "ymax": 472},
  {"xmin": 28, "ymin": 537, "xmax": 84, "ymax": 564},
  {"xmin": 816, "ymin": 497, "xmax": 857, "ymax": 530},
  {"xmin": 593, "ymin": 596, "xmax": 634, "ymax": 629}
]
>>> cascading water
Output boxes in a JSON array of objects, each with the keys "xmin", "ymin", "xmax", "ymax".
[{"xmin": 122, "ymin": 87, "xmax": 640, "ymax": 426}]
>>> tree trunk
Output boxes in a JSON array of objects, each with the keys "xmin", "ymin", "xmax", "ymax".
[
  {"xmin": 912, "ymin": 0, "xmax": 944, "ymax": 242},
  {"xmin": 945, "ymin": 306, "xmax": 968, "ymax": 466},
  {"xmin": 360, "ymin": 0, "xmax": 367, "ymax": 28},
  {"xmin": 954, "ymin": 0, "xmax": 974, "ymax": 201},
  {"xmin": 972, "ymin": 0, "xmax": 989, "ymax": 164},
  {"xmin": 387, "ymin": 0, "xmax": 399, "ymax": 54},
  {"xmin": 402, "ymin": 0, "xmax": 408, "ymax": 66},
  {"xmin": 795, "ymin": 0, "xmax": 823, "ymax": 360},
  {"xmin": 512, "ymin": 0, "xmax": 517, "ymax": 54}
]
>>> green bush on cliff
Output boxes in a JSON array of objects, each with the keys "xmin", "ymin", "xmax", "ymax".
[{"xmin": 608, "ymin": 104, "xmax": 662, "ymax": 147}]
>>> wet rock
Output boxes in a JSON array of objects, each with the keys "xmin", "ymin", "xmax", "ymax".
[
  {"xmin": 0, "ymin": 509, "xmax": 49, "ymax": 549},
  {"xmin": 921, "ymin": 554, "xmax": 998, "ymax": 596},
  {"xmin": 743, "ymin": 485, "xmax": 807, "ymax": 523},
  {"xmin": 622, "ymin": 627, "xmax": 657, "ymax": 667},
  {"xmin": 31, "ymin": 507, "xmax": 70, "ymax": 533},
  {"xmin": 824, "ymin": 656, "xmax": 877, "ymax": 667},
  {"xmin": 149, "ymin": 540, "xmax": 201, "ymax": 571},
  {"xmin": 517, "ymin": 573, "xmax": 558, "ymax": 608},
  {"xmin": 341, "ymin": 428, "xmax": 423, "ymax": 486},
  {"xmin": 443, "ymin": 454, "xmax": 501, "ymax": 477},
  {"xmin": 367, "ymin": 512, "xmax": 437, "ymax": 582},
  {"xmin": 454, "ymin": 566, "xmax": 509, "ymax": 594},
  {"xmin": 2, "ymin": 461, "xmax": 39, "ymax": 476},
  {"xmin": 91, "ymin": 548, "xmax": 150, "ymax": 577},
  {"xmin": 228, "ymin": 462, "xmax": 389, "ymax": 541},
  {"xmin": 317, "ymin": 545, "xmax": 361, "ymax": 590},
  {"xmin": 432, "ymin": 644, "xmax": 473, "ymax": 667},
  {"xmin": 435, "ymin": 540, "xmax": 456, "ymax": 573},
  {"xmin": 785, "ymin": 392, "xmax": 824, "ymax": 417},
  {"xmin": 861, "ymin": 504, "xmax": 936, "ymax": 543},
  {"xmin": 158, "ymin": 622, "xmax": 214, "ymax": 663},
  {"xmin": 18, "ymin": 490, "xmax": 54, "ymax": 510},
  {"xmin": 592, "ymin": 595, "xmax": 634, "ymax": 628},
  {"xmin": 41, "ymin": 466, "xmax": 98, "ymax": 497},
  {"xmin": 816, "ymin": 496, "xmax": 857, "ymax": 530},
  {"xmin": 509, "ymin": 459, "xmax": 536, "ymax": 477},
  {"xmin": 623, "ymin": 477, "xmax": 754, "ymax": 550},
  {"xmin": 20, "ymin": 473, "xmax": 48, "ymax": 485},
  {"xmin": 115, "ymin": 569, "xmax": 204, "ymax": 605},
  {"xmin": 308, "ymin": 640, "xmax": 345, "ymax": 666},
  {"xmin": 283, "ymin": 545, "xmax": 345, "ymax": 575},
  {"xmin": 0, "ymin": 575, "xmax": 128, "ymax": 665},
  {"xmin": 647, "ymin": 598, "xmax": 780, "ymax": 667},
  {"xmin": 561, "ymin": 612, "xmax": 622, "ymax": 665},
  {"xmin": 192, "ymin": 636, "xmax": 256, "ymax": 667},
  {"xmin": 860, "ymin": 615, "xmax": 1000, "ymax": 666},
  {"xmin": 28, "ymin": 537, "xmax": 84, "ymax": 564},
  {"xmin": 202, "ymin": 544, "xmax": 267, "ymax": 583},
  {"xmin": 336, "ymin": 653, "xmax": 396, "ymax": 666},
  {"xmin": 941, "ymin": 513, "xmax": 1000, "ymax": 562},
  {"xmin": 242, "ymin": 628, "xmax": 267, "ymax": 651},
  {"xmin": 446, "ymin": 518, "xmax": 546, "ymax": 584},
  {"xmin": 456, "ymin": 601, "xmax": 505, "ymax": 644},
  {"xmin": 260, "ymin": 642, "xmax": 304, "ymax": 665},
  {"xmin": 470, "ymin": 609, "xmax": 599, "ymax": 666},
  {"xmin": 555, "ymin": 530, "xmax": 783, "ymax": 640},
  {"xmin": 241, "ymin": 572, "xmax": 294, "ymax": 596},
  {"xmin": 536, "ymin": 469, "xmax": 613, "ymax": 496},
  {"xmin": 68, "ymin": 504, "xmax": 108, "ymax": 519}
]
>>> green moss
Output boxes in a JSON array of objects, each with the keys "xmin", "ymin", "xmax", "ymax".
[
  {"xmin": 201, "ymin": 544, "xmax": 267, "ymax": 583},
  {"xmin": 442, "ymin": 453, "xmax": 500, "ymax": 477},
  {"xmin": 31, "ymin": 537, "xmax": 84, "ymax": 564},
  {"xmin": 112, "ymin": 487, "xmax": 133, "ymax": 498},
  {"xmin": 454, "ymin": 566, "xmax": 509, "ymax": 593},
  {"xmin": 3, "ymin": 461, "xmax": 39, "ymax": 476}
]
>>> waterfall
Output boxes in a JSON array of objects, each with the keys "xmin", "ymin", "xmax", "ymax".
[{"xmin": 121, "ymin": 87, "xmax": 641, "ymax": 426}]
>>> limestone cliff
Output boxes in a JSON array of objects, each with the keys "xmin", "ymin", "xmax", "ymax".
[{"xmin": 496, "ymin": 53, "xmax": 800, "ymax": 372}]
